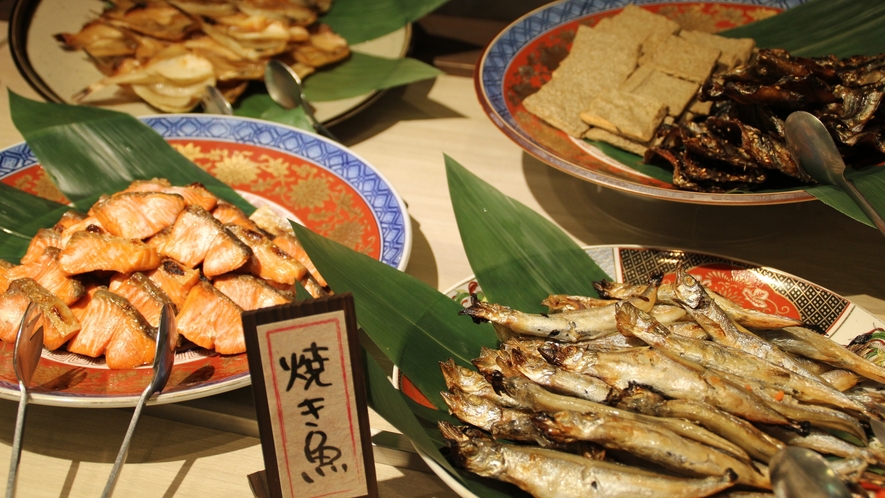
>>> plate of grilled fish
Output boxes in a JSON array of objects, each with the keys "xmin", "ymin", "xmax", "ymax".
[
  {"xmin": 398, "ymin": 245, "xmax": 885, "ymax": 497},
  {"xmin": 10, "ymin": 0, "xmax": 409, "ymax": 124},
  {"xmin": 0, "ymin": 114, "xmax": 411, "ymax": 407},
  {"xmin": 476, "ymin": 0, "xmax": 885, "ymax": 204}
]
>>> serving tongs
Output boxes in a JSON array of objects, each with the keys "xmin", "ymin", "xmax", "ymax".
[
  {"xmin": 101, "ymin": 303, "xmax": 177, "ymax": 498},
  {"xmin": 5, "ymin": 303, "xmax": 43, "ymax": 498}
]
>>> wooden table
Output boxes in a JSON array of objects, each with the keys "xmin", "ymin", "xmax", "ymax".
[{"xmin": 1, "ymin": 3, "xmax": 885, "ymax": 497}]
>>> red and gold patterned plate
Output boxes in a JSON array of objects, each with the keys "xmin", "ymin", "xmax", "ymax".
[
  {"xmin": 0, "ymin": 114, "xmax": 411, "ymax": 407},
  {"xmin": 475, "ymin": 0, "xmax": 816, "ymax": 206},
  {"xmin": 399, "ymin": 244, "xmax": 885, "ymax": 497}
]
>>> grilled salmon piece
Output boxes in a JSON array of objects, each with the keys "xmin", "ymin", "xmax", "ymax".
[
  {"xmin": 69, "ymin": 283, "xmax": 102, "ymax": 324},
  {"xmin": 212, "ymin": 200, "xmax": 261, "ymax": 231},
  {"xmin": 6, "ymin": 247, "xmax": 86, "ymax": 305},
  {"xmin": 177, "ymin": 280, "xmax": 244, "ymax": 354},
  {"xmin": 53, "ymin": 210, "xmax": 87, "ymax": 232},
  {"xmin": 226, "ymin": 225, "xmax": 306, "ymax": 286},
  {"xmin": 213, "ymin": 273, "xmax": 292, "ymax": 311},
  {"xmin": 248, "ymin": 205, "xmax": 293, "ymax": 238},
  {"xmin": 21, "ymin": 228, "xmax": 63, "ymax": 265},
  {"xmin": 149, "ymin": 205, "xmax": 251, "ymax": 277},
  {"xmin": 145, "ymin": 258, "xmax": 200, "ymax": 309},
  {"xmin": 67, "ymin": 289, "xmax": 154, "ymax": 366},
  {"xmin": 125, "ymin": 179, "xmax": 218, "ymax": 212},
  {"xmin": 109, "ymin": 272, "xmax": 174, "ymax": 327},
  {"xmin": 0, "ymin": 278, "xmax": 80, "ymax": 350},
  {"xmin": 60, "ymin": 230, "xmax": 161, "ymax": 276},
  {"xmin": 0, "ymin": 260, "xmax": 13, "ymax": 294},
  {"xmin": 59, "ymin": 216, "xmax": 106, "ymax": 246},
  {"xmin": 273, "ymin": 233, "xmax": 327, "ymax": 288},
  {"xmin": 90, "ymin": 191, "xmax": 186, "ymax": 239}
]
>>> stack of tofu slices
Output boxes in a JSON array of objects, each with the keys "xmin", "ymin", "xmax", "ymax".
[{"xmin": 523, "ymin": 5, "xmax": 756, "ymax": 155}]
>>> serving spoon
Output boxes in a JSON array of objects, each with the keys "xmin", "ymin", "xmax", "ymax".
[
  {"xmin": 5, "ymin": 303, "xmax": 43, "ymax": 498},
  {"xmin": 201, "ymin": 85, "xmax": 234, "ymax": 116},
  {"xmin": 101, "ymin": 303, "xmax": 177, "ymax": 498},
  {"xmin": 784, "ymin": 110, "xmax": 885, "ymax": 237},
  {"xmin": 264, "ymin": 59, "xmax": 338, "ymax": 141},
  {"xmin": 769, "ymin": 446, "xmax": 851, "ymax": 498}
]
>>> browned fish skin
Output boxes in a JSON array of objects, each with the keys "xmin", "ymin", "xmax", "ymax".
[
  {"xmin": 20, "ymin": 228, "xmax": 63, "ymax": 265},
  {"xmin": 0, "ymin": 278, "xmax": 80, "ymax": 350},
  {"xmin": 59, "ymin": 230, "xmax": 161, "ymax": 275},
  {"xmin": 145, "ymin": 258, "xmax": 200, "ymax": 309},
  {"xmin": 226, "ymin": 224, "xmax": 306, "ymax": 285},
  {"xmin": 109, "ymin": 272, "xmax": 175, "ymax": 327}
]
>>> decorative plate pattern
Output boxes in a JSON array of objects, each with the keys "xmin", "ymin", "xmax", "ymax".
[
  {"xmin": 0, "ymin": 115, "xmax": 411, "ymax": 407},
  {"xmin": 475, "ymin": 0, "xmax": 818, "ymax": 206},
  {"xmin": 409, "ymin": 244, "xmax": 884, "ymax": 497}
]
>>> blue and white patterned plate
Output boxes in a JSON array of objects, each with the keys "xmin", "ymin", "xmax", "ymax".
[
  {"xmin": 0, "ymin": 115, "xmax": 411, "ymax": 407},
  {"xmin": 475, "ymin": 0, "xmax": 815, "ymax": 206}
]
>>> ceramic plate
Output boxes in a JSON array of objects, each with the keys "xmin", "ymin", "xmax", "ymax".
[
  {"xmin": 9, "ymin": 0, "xmax": 410, "ymax": 125},
  {"xmin": 475, "ymin": 0, "xmax": 821, "ymax": 206},
  {"xmin": 398, "ymin": 245, "xmax": 885, "ymax": 496},
  {"xmin": 0, "ymin": 114, "xmax": 411, "ymax": 407}
]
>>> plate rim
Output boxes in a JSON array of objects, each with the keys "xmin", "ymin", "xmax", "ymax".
[
  {"xmin": 473, "ymin": 0, "xmax": 817, "ymax": 206},
  {"xmin": 7, "ymin": 0, "xmax": 412, "ymax": 126},
  {"xmin": 0, "ymin": 113, "xmax": 412, "ymax": 407}
]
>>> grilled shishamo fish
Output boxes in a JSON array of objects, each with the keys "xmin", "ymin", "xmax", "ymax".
[{"xmin": 439, "ymin": 421, "xmax": 737, "ymax": 498}]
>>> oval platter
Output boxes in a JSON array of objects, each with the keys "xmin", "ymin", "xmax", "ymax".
[
  {"xmin": 0, "ymin": 114, "xmax": 411, "ymax": 407},
  {"xmin": 475, "ymin": 0, "xmax": 819, "ymax": 206},
  {"xmin": 397, "ymin": 245, "xmax": 885, "ymax": 497}
]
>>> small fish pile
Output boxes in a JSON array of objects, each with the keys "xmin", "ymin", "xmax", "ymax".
[
  {"xmin": 0, "ymin": 178, "xmax": 327, "ymax": 369},
  {"xmin": 439, "ymin": 267, "xmax": 885, "ymax": 497},
  {"xmin": 56, "ymin": 0, "xmax": 348, "ymax": 112}
]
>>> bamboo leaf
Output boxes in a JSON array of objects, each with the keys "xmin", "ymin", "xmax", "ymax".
[
  {"xmin": 323, "ymin": 0, "xmax": 449, "ymax": 45},
  {"xmin": 8, "ymin": 91, "xmax": 253, "ymax": 214},
  {"xmin": 303, "ymin": 54, "xmax": 442, "ymax": 102},
  {"xmin": 446, "ymin": 155, "xmax": 608, "ymax": 314},
  {"xmin": 291, "ymin": 223, "xmax": 497, "ymax": 410},
  {"xmin": 0, "ymin": 184, "xmax": 72, "ymax": 261},
  {"xmin": 722, "ymin": 0, "xmax": 885, "ymax": 58},
  {"xmin": 805, "ymin": 168, "xmax": 885, "ymax": 229},
  {"xmin": 234, "ymin": 94, "xmax": 314, "ymax": 132}
]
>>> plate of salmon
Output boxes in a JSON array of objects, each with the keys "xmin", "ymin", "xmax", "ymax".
[{"xmin": 0, "ymin": 114, "xmax": 411, "ymax": 407}]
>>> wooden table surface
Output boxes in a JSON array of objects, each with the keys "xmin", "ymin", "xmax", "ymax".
[{"xmin": 1, "ymin": 1, "xmax": 885, "ymax": 496}]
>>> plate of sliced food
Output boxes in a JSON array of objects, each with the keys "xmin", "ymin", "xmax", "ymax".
[
  {"xmin": 9, "ymin": 0, "xmax": 410, "ymax": 123},
  {"xmin": 475, "ymin": 0, "xmax": 885, "ymax": 204},
  {"xmin": 395, "ymin": 245, "xmax": 885, "ymax": 497},
  {"xmin": 0, "ymin": 114, "xmax": 411, "ymax": 407}
]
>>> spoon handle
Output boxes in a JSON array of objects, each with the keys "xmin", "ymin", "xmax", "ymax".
[
  {"xmin": 838, "ymin": 176, "xmax": 885, "ymax": 237},
  {"xmin": 101, "ymin": 385, "xmax": 154, "ymax": 498},
  {"xmin": 5, "ymin": 386, "xmax": 28, "ymax": 498}
]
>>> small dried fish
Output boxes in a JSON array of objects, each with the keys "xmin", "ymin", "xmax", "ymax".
[{"xmin": 439, "ymin": 421, "xmax": 737, "ymax": 498}]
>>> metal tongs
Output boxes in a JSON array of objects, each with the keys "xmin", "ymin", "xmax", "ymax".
[
  {"xmin": 5, "ymin": 303, "xmax": 43, "ymax": 498},
  {"xmin": 101, "ymin": 303, "xmax": 177, "ymax": 498}
]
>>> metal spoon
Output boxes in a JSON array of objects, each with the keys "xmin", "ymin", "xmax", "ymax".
[
  {"xmin": 769, "ymin": 446, "xmax": 851, "ymax": 498},
  {"xmin": 784, "ymin": 110, "xmax": 885, "ymax": 236},
  {"xmin": 264, "ymin": 59, "xmax": 338, "ymax": 141},
  {"xmin": 201, "ymin": 85, "xmax": 234, "ymax": 116},
  {"xmin": 5, "ymin": 303, "xmax": 43, "ymax": 498},
  {"xmin": 101, "ymin": 303, "xmax": 177, "ymax": 498}
]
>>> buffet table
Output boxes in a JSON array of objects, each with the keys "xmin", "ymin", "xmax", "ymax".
[{"xmin": 1, "ymin": 3, "xmax": 885, "ymax": 497}]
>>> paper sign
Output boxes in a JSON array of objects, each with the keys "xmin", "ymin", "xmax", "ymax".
[{"xmin": 243, "ymin": 293, "xmax": 377, "ymax": 498}]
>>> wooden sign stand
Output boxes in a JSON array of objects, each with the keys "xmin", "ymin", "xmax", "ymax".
[{"xmin": 242, "ymin": 293, "xmax": 378, "ymax": 498}]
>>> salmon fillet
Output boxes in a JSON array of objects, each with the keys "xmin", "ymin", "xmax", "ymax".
[
  {"xmin": 247, "ymin": 205, "xmax": 327, "ymax": 288},
  {"xmin": 227, "ymin": 225, "xmax": 306, "ymax": 286},
  {"xmin": 213, "ymin": 273, "xmax": 292, "ymax": 311},
  {"xmin": 59, "ymin": 216, "xmax": 106, "ymax": 246},
  {"xmin": 53, "ymin": 210, "xmax": 86, "ymax": 232},
  {"xmin": 6, "ymin": 247, "xmax": 86, "ymax": 305},
  {"xmin": 90, "ymin": 191, "xmax": 186, "ymax": 239},
  {"xmin": 145, "ymin": 258, "xmax": 200, "ymax": 309},
  {"xmin": 109, "ymin": 272, "xmax": 174, "ymax": 327},
  {"xmin": 212, "ymin": 200, "xmax": 261, "ymax": 231},
  {"xmin": 60, "ymin": 230, "xmax": 161, "ymax": 276},
  {"xmin": 21, "ymin": 228, "xmax": 63, "ymax": 265},
  {"xmin": 177, "ymin": 280, "xmax": 244, "ymax": 354},
  {"xmin": 273, "ymin": 233, "xmax": 327, "ymax": 288},
  {"xmin": 0, "ymin": 278, "xmax": 80, "ymax": 350},
  {"xmin": 67, "ymin": 289, "xmax": 154, "ymax": 364},
  {"xmin": 0, "ymin": 260, "xmax": 12, "ymax": 294},
  {"xmin": 125, "ymin": 179, "xmax": 218, "ymax": 212},
  {"xmin": 149, "ymin": 205, "xmax": 251, "ymax": 277}
]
